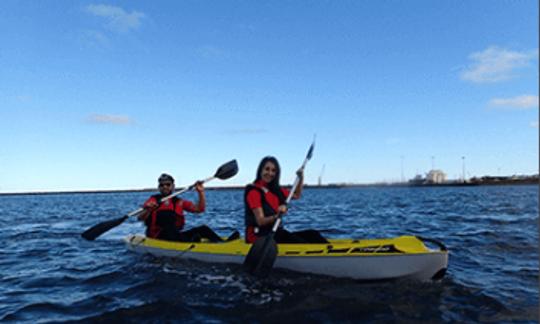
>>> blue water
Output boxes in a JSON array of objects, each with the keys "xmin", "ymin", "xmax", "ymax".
[{"xmin": 0, "ymin": 185, "xmax": 538, "ymax": 322}]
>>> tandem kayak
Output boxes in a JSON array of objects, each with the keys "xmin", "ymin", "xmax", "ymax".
[{"xmin": 124, "ymin": 234, "xmax": 448, "ymax": 281}]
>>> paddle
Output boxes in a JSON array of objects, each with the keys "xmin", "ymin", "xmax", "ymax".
[
  {"xmin": 243, "ymin": 141, "xmax": 315, "ymax": 277},
  {"xmin": 81, "ymin": 159, "xmax": 239, "ymax": 241}
]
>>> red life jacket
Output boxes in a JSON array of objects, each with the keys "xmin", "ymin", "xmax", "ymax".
[
  {"xmin": 244, "ymin": 183, "xmax": 287, "ymax": 243},
  {"xmin": 145, "ymin": 194, "xmax": 185, "ymax": 240}
]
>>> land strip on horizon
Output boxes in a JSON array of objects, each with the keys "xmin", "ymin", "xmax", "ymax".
[{"xmin": 1, "ymin": 175, "xmax": 537, "ymax": 196}]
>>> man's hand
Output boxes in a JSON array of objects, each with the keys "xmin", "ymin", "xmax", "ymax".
[
  {"xmin": 144, "ymin": 201, "xmax": 159, "ymax": 210},
  {"xmin": 194, "ymin": 181, "xmax": 205, "ymax": 193}
]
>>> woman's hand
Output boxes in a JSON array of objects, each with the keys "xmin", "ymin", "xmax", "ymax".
[
  {"xmin": 292, "ymin": 168, "xmax": 304, "ymax": 200},
  {"xmin": 278, "ymin": 204, "xmax": 288, "ymax": 214}
]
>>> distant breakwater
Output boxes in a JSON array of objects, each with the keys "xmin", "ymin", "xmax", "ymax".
[{"xmin": 0, "ymin": 179, "xmax": 537, "ymax": 197}]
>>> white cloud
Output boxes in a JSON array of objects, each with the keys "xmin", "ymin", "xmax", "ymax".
[
  {"xmin": 385, "ymin": 137, "xmax": 403, "ymax": 145},
  {"xmin": 221, "ymin": 128, "xmax": 268, "ymax": 135},
  {"xmin": 460, "ymin": 46, "xmax": 538, "ymax": 83},
  {"xmin": 87, "ymin": 114, "xmax": 132, "ymax": 125},
  {"xmin": 530, "ymin": 121, "xmax": 539, "ymax": 128},
  {"xmin": 86, "ymin": 4, "xmax": 145, "ymax": 33},
  {"xmin": 82, "ymin": 30, "xmax": 110, "ymax": 47},
  {"xmin": 197, "ymin": 45, "xmax": 230, "ymax": 59},
  {"xmin": 15, "ymin": 95, "xmax": 31, "ymax": 103},
  {"xmin": 489, "ymin": 95, "xmax": 539, "ymax": 109}
]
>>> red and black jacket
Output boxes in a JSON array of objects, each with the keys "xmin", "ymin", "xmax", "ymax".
[
  {"xmin": 244, "ymin": 182, "xmax": 287, "ymax": 243},
  {"xmin": 144, "ymin": 194, "xmax": 187, "ymax": 240}
]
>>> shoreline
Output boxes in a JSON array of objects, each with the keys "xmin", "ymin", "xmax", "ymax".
[{"xmin": 0, "ymin": 180, "xmax": 537, "ymax": 197}]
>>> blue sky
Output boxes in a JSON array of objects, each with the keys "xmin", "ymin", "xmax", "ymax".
[{"xmin": 0, "ymin": 1, "xmax": 538, "ymax": 192}]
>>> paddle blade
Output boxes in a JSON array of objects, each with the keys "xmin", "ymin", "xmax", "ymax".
[
  {"xmin": 214, "ymin": 159, "xmax": 239, "ymax": 180},
  {"xmin": 243, "ymin": 235, "xmax": 278, "ymax": 277},
  {"xmin": 81, "ymin": 215, "xmax": 128, "ymax": 241},
  {"xmin": 306, "ymin": 142, "xmax": 315, "ymax": 160}
]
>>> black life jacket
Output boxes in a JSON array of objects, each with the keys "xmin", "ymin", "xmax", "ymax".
[{"xmin": 244, "ymin": 183, "xmax": 286, "ymax": 236}]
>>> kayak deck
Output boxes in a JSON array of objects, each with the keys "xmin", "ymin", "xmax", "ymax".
[{"xmin": 125, "ymin": 234, "xmax": 448, "ymax": 281}]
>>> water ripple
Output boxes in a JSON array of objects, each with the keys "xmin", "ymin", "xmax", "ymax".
[{"xmin": 0, "ymin": 185, "xmax": 537, "ymax": 322}]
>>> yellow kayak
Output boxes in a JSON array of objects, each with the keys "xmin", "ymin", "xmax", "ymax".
[{"xmin": 125, "ymin": 234, "xmax": 448, "ymax": 281}]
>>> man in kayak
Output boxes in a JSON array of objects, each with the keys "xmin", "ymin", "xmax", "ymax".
[
  {"xmin": 139, "ymin": 173, "xmax": 239, "ymax": 242},
  {"xmin": 244, "ymin": 156, "xmax": 328, "ymax": 244}
]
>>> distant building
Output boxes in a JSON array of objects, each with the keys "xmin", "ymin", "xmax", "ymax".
[
  {"xmin": 409, "ymin": 174, "xmax": 425, "ymax": 185},
  {"xmin": 426, "ymin": 170, "xmax": 447, "ymax": 184}
]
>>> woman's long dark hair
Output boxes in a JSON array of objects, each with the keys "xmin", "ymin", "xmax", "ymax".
[{"xmin": 255, "ymin": 156, "xmax": 281, "ymax": 194}]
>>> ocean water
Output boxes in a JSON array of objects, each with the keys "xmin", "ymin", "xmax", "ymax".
[{"xmin": 0, "ymin": 185, "xmax": 538, "ymax": 323}]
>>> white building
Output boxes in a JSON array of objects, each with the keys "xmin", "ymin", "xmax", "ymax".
[{"xmin": 426, "ymin": 170, "xmax": 447, "ymax": 184}]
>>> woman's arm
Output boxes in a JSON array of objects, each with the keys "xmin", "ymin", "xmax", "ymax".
[
  {"xmin": 292, "ymin": 168, "xmax": 304, "ymax": 199},
  {"xmin": 252, "ymin": 207, "xmax": 279, "ymax": 227}
]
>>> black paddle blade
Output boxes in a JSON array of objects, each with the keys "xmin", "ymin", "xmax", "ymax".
[
  {"xmin": 243, "ymin": 235, "xmax": 278, "ymax": 277},
  {"xmin": 214, "ymin": 159, "xmax": 239, "ymax": 180},
  {"xmin": 306, "ymin": 142, "xmax": 315, "ymax": 160},
  {"xmin": 81, "ymin": 215, "xmax": 129, "ymax": 241}
]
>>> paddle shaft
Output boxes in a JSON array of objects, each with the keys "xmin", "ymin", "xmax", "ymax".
[
  {"xmin": 271, "ymin": 154, "xmax": 310, "ymax": 232},
  {"xmin": 242, "ymin": 143, "xmax": 314, "ymax": 276},
  {"xmin": 126, "ymin": 175, "xmax": 215, "ymax": 218},
  {"xmin": 81, "ymin": 160, "xmax": 238, "ymax": 241}
]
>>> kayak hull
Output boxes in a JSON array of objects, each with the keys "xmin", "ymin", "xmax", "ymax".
[{"xmin": 124, "ymin": 234, "xmax": 448, "ymax": 281}]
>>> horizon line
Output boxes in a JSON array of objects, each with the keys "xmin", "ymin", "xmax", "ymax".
[{"xmin": 1, "ymin": 174, "xmax": 538, "ymax": 196}]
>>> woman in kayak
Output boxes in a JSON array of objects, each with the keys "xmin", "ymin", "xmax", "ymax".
[
  {"xmin": 244, "ymin": 156, "xmax": 328, "ymax": 244},
  {"xmin": 139, "ymin": 173, "xmax": 239, "ymax": 242}
]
